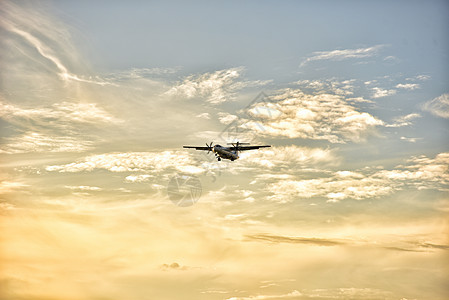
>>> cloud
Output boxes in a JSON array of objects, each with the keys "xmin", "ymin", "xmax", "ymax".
[
  {"xmin": 0, "ymin": 101, "xmax": 122, "ymax": 128},
  {"xmin": 0, "ymin": 132, "xmax": 94, "ymax": 154},
  {"xmin": 262, "ymin": 152, "xmax": 449, "ymax": 203},
  {"xmin": 406, "ymin": 74, "xmax": 431, "ymax": 81},
  {"xmin": 240, "ymin": 89, "xmax": 383, "ymax": 143},
  {"xmin": 422, "ymin": 93, "xmax": 449, "ymax": 118},
  {"xmin": 226, "ymin": 290, "xmax": 302, "ymax": 300},
  {"xmin": 294, "ymin": 79, "xmax": 356, "ymax": 96},
  {"xmin": 1, "ymin": 2, "xmax": 112, "ymax": 86},
  {"xmin": 386, "ymin": 113, "xmax": 421, "ymax": 128},
  {"xmin": 165, "ymin": 67, "xmax": 271, "ymax": 104},
  {"xmin": 246, "ymin": 234, "xmax": 345, "ymax": 246},
  {"xmin": 400, "ymin": 136, "xmax": 420, "ymax": 143},
  {"xmin": 395, "ymin": 83, "xmax": 420, "ymax": 90},
  {"xmin": 300, "ymin": 45, "xmax": 384, "ymax": 66},
  {"xmin": 240, "ymin": 145, "xmax": 340, "ymax": 169},
  {"xmin": 124, "ymin": 175, "xmax": 153, "ymax": 183},
  {"xmin": 0, "ymin": 101, "xmax": 121, "ymax": 153},
  {"xmin": 65, "ymin": 185, "xmax": 102, "ymax": 191},
  {"xmin": 196, "ymin": 112, "xmax": 210, "ymax": 119},
  {"xmin": 371, "ymin": 87, "xmax": 396, "ymax": 98},
  {"xmin": 45, "ymin": 151, "xmax": 200, "ymax": 175},
  {"xmin": 218, "ymin": 112, "xmax": 239, "ymax": 125}
]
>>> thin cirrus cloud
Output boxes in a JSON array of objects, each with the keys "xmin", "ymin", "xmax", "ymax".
[
  {"xmin": 300, "ymin": 45, "xmax": 384, "ymax": 67},
  {"xmin": 422, "ymin": 93, "xmax": 449, "ymax": 119},
  {"xmin": 386, "ymin": 113, "xmax": 421, "ymax": 128},
  {"xmin": 1, "ymin": 2, "xmax": 112, "ymax": 86}
]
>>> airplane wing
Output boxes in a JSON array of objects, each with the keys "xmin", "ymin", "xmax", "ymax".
[
  {"xmin": 183, "ymin": 146, "xmax": 210, "ymax": 150},
  {"xmin": 232, "ymin": 145, "xmax": 271, "ymax": 151}
]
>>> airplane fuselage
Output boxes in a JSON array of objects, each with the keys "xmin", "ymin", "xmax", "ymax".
[{"xmin": 213, "ymin": 145, "xmax": 239, "ymax": 161}]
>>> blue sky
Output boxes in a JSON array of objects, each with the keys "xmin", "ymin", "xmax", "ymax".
[{"xmin": 1, "ymin": 1, "xmax": 448, "ymax": 299}]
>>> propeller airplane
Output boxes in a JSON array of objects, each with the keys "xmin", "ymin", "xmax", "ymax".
[{"xmin": 183, "ymin": 141, "xmax": 271, "ymax": 161}]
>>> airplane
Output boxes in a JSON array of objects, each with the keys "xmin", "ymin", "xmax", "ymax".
[{"xmin": 183, "ymin": 141, "xmax": 271, "ymax": 161}]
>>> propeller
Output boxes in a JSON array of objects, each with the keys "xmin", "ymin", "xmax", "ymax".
[{"xmin": 206, "ymin": 142, "xmax": 214, "ymax": 154}]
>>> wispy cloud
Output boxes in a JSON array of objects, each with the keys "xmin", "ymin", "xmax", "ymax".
[
  {"xmin": 422, "ymin": 93, "xmax": 449, "ymax": 118},
  {"xmin": 165, "ymin": 67, "xmax": 271, "ymax": 104},
  {"xmin": 386, "ymin": 113, "xmax": 421, "ymax": 128},
  {"xmin": 45, "ymin": 151, "xmax": 201, "ymax": 175},
  {"xmin": 0, "ymin": 132, "xmax": 94, "ymax": 154},
  {"xmin": 300, "ymin": 45, "xmax": 384, "ymax": 67},
  {"xmin": 395, "ymin": 83, "xmax": 420, "ymax": 90},
  {"xmin": 246, "ymin": 234, "xmax": 346, "ymax": 246},
  {"xmin": 226, "ymin": 290, "xmax": 302, "ymax": 300},
  {"xmin": 1, "ymin": 2, "xmax": 112, "ymax": 86},
  {"xmin": 0, "ymin": 101, "xmax": 122, "ymax": 153}
]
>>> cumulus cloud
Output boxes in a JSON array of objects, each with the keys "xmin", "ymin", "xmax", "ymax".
[
  {"xmin": 422, "ymin": 93, "xmax": 449, "ymax": 118},
  {"xmin": 165, "ymin": 67, "xmax": 271, "ymax": 104},
  {"xmin": 241, "ymin": 89, "xmax": 383, "ymax": 143},
  {"xmin": 300, "ymin": 45, "xmax": 384, "ymax": 66}
]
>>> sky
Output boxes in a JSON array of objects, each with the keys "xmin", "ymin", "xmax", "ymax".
[{"xmin": 0, "ymin": 0, "xmax": 448, "ymax": 299}]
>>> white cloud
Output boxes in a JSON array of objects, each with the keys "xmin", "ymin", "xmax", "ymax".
[
  {"xmin": 406, "ymin": 74, "xmax": 431, "ymax": 81},
  {"xmin": 0, "ymin": 132, "xmax": 93, "ymax": 154},
  {"xmin": 400, "ymin": 136, "xmax": 420, "ymax": 143},
  {"xmin": 241, "ymin": 89, "xmax": 383, "ymax": 143},
  {"xmin": 226, "ymin": 290, "xmax": 301, "ymax": 300},
  {"xmin": 422, "ymin": 93, "xmax": 449, "ymax": 118},
  {"xmin": 65, "ymin": 185, "xmax": 102, "ymax": 191},
  {"xmin": 386, "ymin": 113, "xmax": 421, "ymax": 127},
  {"xmin": 395, "ymin": 83, "xmax": 420, "ymax": 90},
  {"xmin": 124, "ymin": 175, "xmax": 153, "ymax": 183},
  {"xmin": 241, "ymin": 145, "xmax": 340, "ymax": 169},
  {"xmin": 0, "ymin": 101, "xmax": 122, "ymax": 153},
  {"xmin": 294, "ymin": 79, "xmax": 356, "ymax": 96},
  {"xmin": 218, "ymin": 112, "xmax": 239, "ymax": 125},
  {"xmin": 301, "ymin": 45, "xmax": 384, "ymax": 66},
  {"xmin": 0, "ymin": 101, "xmax": 122, "ymax": 126},
  {"xmin": 196, "ymin": 112, "xmax": 210, "ymax": 119},
  {"xmin": 264, "ymin": 152, "xmax": 449, "ymax": 203},
  {"xmin": 165, "ymin": 67, "xmax": 271, "ymax": 104},
  {"xmin": 45, "ymin": 151, "xmax": 200, "ymax": 175},
  {"xmin": 372, "ymin": 87, "xmax": 396, "ymax": 98},
  {"xmin": 2, "ymin": 3, "xmax": 112, "ymax": 86}
]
